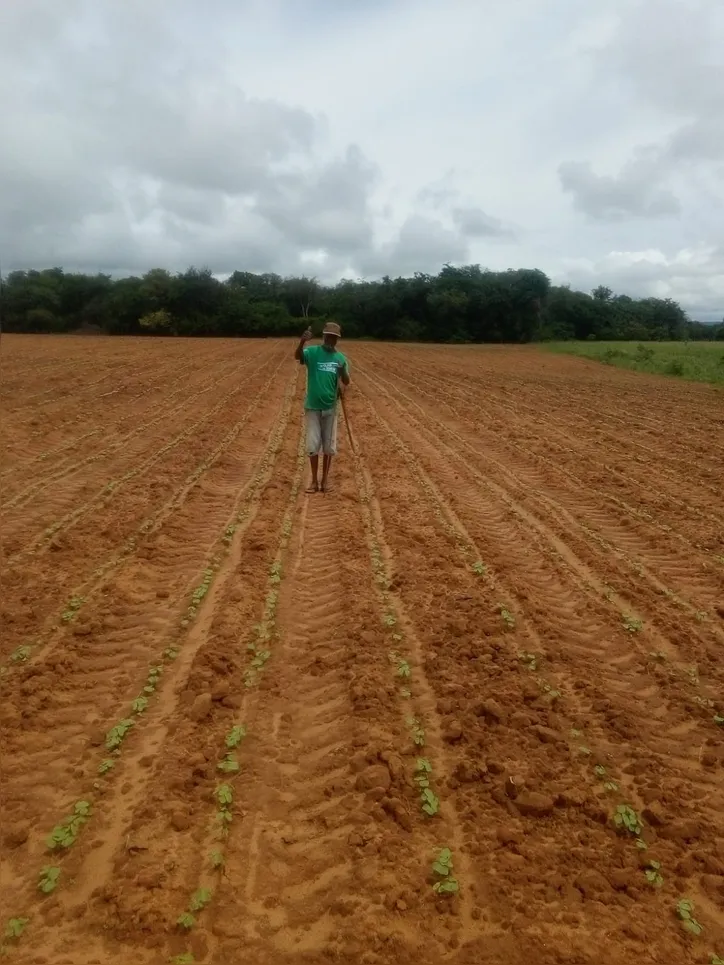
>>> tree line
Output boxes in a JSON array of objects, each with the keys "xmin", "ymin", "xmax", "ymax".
[{"xmin": 1, "ymin": 265, "xmax": 721, "ymax": 342}]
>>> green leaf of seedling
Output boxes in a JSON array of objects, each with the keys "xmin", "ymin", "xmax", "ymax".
[
  {"xmin": 432, "ymin": 848, "xmax": 453, "ymax": 876},
  {"xmin": 216, "ymin": 785, "xmax": 233, "ymax": 807},
  {"xmin": 4, "ymin": 918, "xmax": 29, "ymax": 940},
  {"xmin": 217, "ymin": 754, "xmax": 240, "ymax": 774},
  {"xmin": 176, "ymin": 912, "xmax": 195, "ymax": 930},
  {"xmin": 226, "ymin": 725, "xmax": 247, "ymax": 749},
  {"xmin": 38, "ymin": 867, "xmax": 60, "ymax": 894},
  {"xmin": 433, "ymin": 878, "xmax": 459, "ymax": 895},
  {"xmin": 189, "ymin": 888, "xmax": 212, "ymax": 912}
]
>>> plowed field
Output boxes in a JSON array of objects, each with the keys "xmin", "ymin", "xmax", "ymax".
[{"xmin": 1, "ymin": 334, "xmax": 723, "ymax": 965}]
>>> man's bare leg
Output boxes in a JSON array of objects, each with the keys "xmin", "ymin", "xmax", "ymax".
[
  {"xmin": 306, "ymin": 455, "xmax": 320, "ymax": 493},
  {"xmin": 321, "ymin": 454, "xmax": 333, "ymax": 492}
]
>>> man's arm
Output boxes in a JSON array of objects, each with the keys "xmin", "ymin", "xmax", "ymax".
[
  {"xmin": 294, "ymin": 327, "xmax": 313, "ymax": 363},
  {"xmin": 338, "ymin": 358, "xmax": 351, "ymax": 386}
]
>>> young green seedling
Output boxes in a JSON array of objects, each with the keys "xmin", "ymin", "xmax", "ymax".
[
  {"xmin": 217, "ymin": 753, "xmax": 240, "ymax": 774},
  {"xmin": 189, "ymin": 889, "xmax": 212, "ymax": 913},
  {"xmin": 613, "ymin": 805, "xmax": 643, "ymax": 836},
  {"xmin": 131, "ymin": 696, "xmax": 148, "ymax": 715},
  {"xmin": 644, "ymin": 860, "xmax": 663, "ymax": 888},
  {"xmin": 61, "ymin": 596, "xmax": 84, "ymax": 623},
  {"xmin": 98, "ymin": 759, "xmax": 115, "ymax": 775},
  {"xmin": 226, "ymin": 725, "xmax": 247, "ymax": 749},
  {"xmin": 676, "ymin": 898, "xmax": 703, "ymax": 936},
  {"xmin": 46, "ymin": 801, "xmax": 92, "ymax": 850},
  {"xmin": 623, "ymin": 616, "xmax": 643, "ymax": 633},
  {"xmin": 4, "ymin": 918, "xmax": 29, "ymax": 940},
  {"xmin": 472, "ymin": 561, "xmax": 486, "ymax": 576},
  {"xmin": 176, "ymin": 912, "xmax": 195, "ymax": 930},
  {"xmin": 106, "ymin": 718, "xmax": 135, "ymax": 750},
  {"xmin": 210, "ymin": 850, "xmax": 225, "ymax": 870},
  {"xmin": 431, "ymin": 848, "xmax": 459, "ymax": 896},
  {"xmin": 421, "ymin": 788, "xmax": 440, "ymax": 817},
  {"xmin": 500, "ymin": 606, "xmax": 516, "ymax": 629},
  {"xmin": 38, "ymin": 867, "xmax": 60, "ymax": 894},
  {"xmin": 170, "ymin": 954, "xmax": 195, "ymax": 964},
  {"xmin": 518, "ymin": 651, "xmax": 537, "ymax": 671},
  {"xmin": 406, "ymin": 717, "xmax": 425, "ymax": 746},
  {"xmin": 10, "ymin": 646, "xmax": 31, "ymax": 663}
]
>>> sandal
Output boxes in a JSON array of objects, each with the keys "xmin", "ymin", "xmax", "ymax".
[{"xmin": 305, "ymin": 484, "xmax": 319, "ymax": 494}]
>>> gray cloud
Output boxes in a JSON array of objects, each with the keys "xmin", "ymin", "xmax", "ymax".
[
  {"xmin": 560, "ymin": 245, "xmax": 724, "ymax": 321},
  {"xmin": 451, "ymin": 206, "xmax": 512, "ymax": 238},
  {"xmin": 358, "ymin": 215, "xmax": 468, "ymax": 278},
  {"xmin": 558, "ymin": 157, "xmax": 681, "ymax": 221}
]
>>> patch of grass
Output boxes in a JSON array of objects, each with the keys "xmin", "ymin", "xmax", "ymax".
[{"xmin": 544, "ymin": 340, "xmax": 724, "ymax": 386}]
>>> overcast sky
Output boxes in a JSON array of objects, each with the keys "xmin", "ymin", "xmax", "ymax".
[{"xmin": 1, "ymin": 0, "xmax": 722, "ymax": 319}]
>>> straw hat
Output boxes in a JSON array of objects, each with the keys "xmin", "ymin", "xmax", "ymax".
[{"xmin": 322, "ymin": 322, "xmax": 342, "ymax": 338}]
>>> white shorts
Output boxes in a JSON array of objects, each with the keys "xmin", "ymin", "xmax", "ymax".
[{"xmin": 305, "ymin": 408, "xmax": 338, "ymax": 456}]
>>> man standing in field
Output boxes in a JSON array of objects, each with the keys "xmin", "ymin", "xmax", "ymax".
[{"xmin": 294, "ymin": 321, "xmax": 350, "ymax": 494}]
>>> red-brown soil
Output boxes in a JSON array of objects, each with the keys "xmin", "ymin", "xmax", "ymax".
[{"xmin": 1, "ymin": 335, "xmax": 723, "ymax": 965}]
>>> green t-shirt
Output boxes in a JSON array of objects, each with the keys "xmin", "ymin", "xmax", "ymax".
[{"xmin": 302, "ymin": 345, "xmax": 349, "ymax": 410}]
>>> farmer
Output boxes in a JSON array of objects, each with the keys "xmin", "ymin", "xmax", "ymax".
[{"xmin": 294, "ymin": 321, "xmax": 350, "ymax": 493}]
